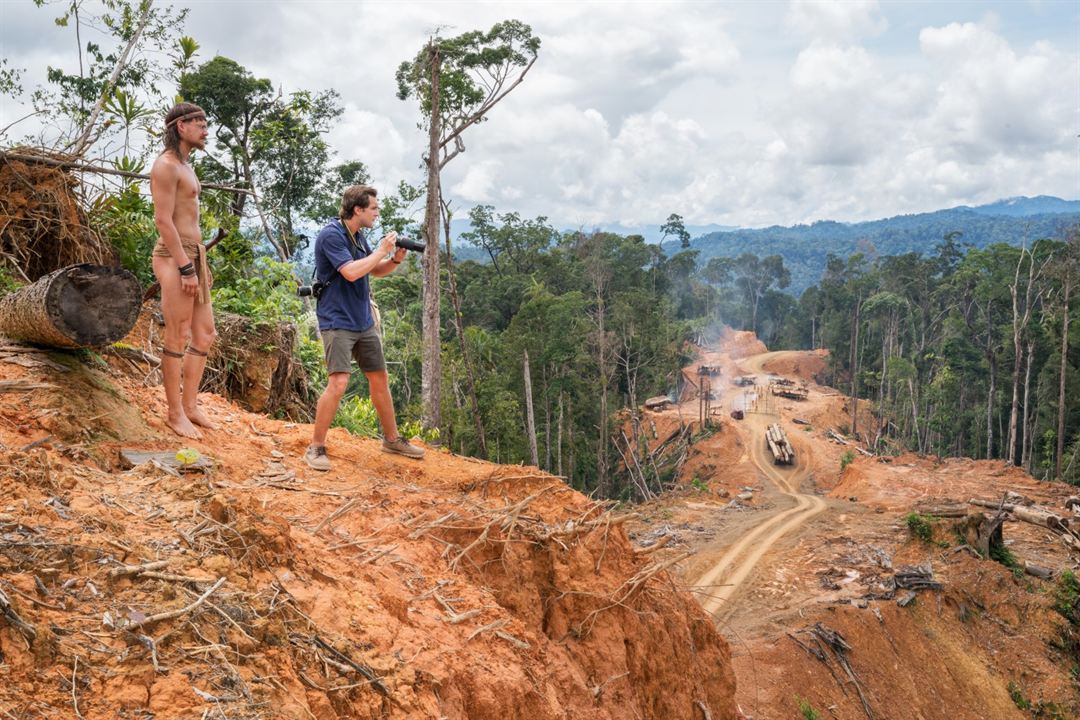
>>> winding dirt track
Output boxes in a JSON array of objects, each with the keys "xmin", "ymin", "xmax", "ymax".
[{"xmin": 695, "ymin": 352, "xmax": 829, "ymax": 620}]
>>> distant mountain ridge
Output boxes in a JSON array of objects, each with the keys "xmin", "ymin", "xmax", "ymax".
[
  {"xmin": 690, "ymin": 196, "xmax": 1080, "ymax": 294},
  {"xmin": 448, "ymin": 196, "xmax": 1080, "ymax": 294}
]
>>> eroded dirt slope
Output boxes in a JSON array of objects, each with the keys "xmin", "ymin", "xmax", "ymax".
[
  {"xmin": 0, "ymin": 342, "xmax": 737, "ymax": 720},
  {"xmin": 628, "ymin": 333, "xmax": 1080, "ymax": 719}
]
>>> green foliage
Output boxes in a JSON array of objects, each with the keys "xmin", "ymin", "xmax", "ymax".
[
  {"xmin": 1055, "ymin": 571, "xmax": 1080, "ymax": 623},
  {"xmin": 297, "ymin": 333, "xmax": 327, "ymax": 393},
  {"xmin": 840, "ymin": 450, "xmax": 855, "ymax": 471},
  {"xmin": 396, "ymin": 20, "xmax": 540, "ymax": 123},
  {"xmin": 29, "ymin": 0, "xmax": 189, "ymax": 150},
  {"xmin": 333, "ymin": 395, "xmax": 439, "ymax": 444},
  {"xmin": 181, "ymin": 56, "xmax": 347, "ymax": 259},
  {"xmin": 90, "ymin": 180, "xmax": 157, "ymax": 285},
  {"xmin": 690, "ymin": 476, "xmax": 708, "ymax": 493},
  {"xmin": 333, "ymin": 395, "xmax": 381, "ymax": 437},
  {"xmin": 905, "ymin": 513, "xmax": 935, "ymax": 544},
  {"xmin": 660, "ymin": 213, "xmax": 691, "ymax": 251},
  {"xmin": 1009, "ymin": 682, "xmax": 1032, "ymax": 710},
  {"xmin": 0, "ymin": 264, "xmax": 22, "ymax": 295},
  {"xmin": 795, "ymin": 697, "xmax": 820, "ymax": 720},
  {"xmin": 210, "ymin": 257, "xmax": 303, "ymax": 321},
  {"xmin": 989, "ymin": 541, "xmax": 1021, "ymax": 571}
]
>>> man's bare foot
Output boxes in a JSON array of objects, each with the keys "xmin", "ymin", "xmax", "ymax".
[
  {"xmin": 166, "ymin": 412, "xmax": 202, "ymax": 439},
  {"xmin": 185, "ymin": 405, "xmax": 218, "ymax": 430}
]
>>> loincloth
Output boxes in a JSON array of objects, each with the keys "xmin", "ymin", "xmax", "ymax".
[{"xmin": 152, "ymin": 237, "xmax": 210, "ymax": 305}]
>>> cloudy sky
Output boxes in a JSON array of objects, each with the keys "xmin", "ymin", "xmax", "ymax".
[{"xmin": 1, "ymin": 0, "xmax": 1078, "ymax": 228}]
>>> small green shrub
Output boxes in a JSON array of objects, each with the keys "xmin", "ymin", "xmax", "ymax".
[
  {"xmin": 840, "ymin": 450, "xmax": 855, "ymax": 470},
  {"xmin": 690, "ymin": 476, "xmax": 708, "ymax": 492},
  {"xmin": 795, "ymin": 697, "xmax": 820, "ymax": 720},
  {"xmin": 905, "ymin": 512, "xmax": 935, "ymax": 544},
  {"xmin": 990, "ymin": 542, "xmax": 1021, "ymax": 572},
  {"xmin": 333, "ymin": 395, "xmax": 381, "ymax": 437},
  {"xmin": 1055, "ymin": 570, "xmax": 1080, "ymax": 622},
  {"xmin": 1008, "ymin": 681, "xmax": 1031, "ymax": 710},
  {"xmin": 333, "ymin": 395, "xmax": 439, "ymax": 444}
]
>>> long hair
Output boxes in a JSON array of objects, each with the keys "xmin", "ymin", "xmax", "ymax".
[{"xmin": 162, "ymin": 102, "xmax": 206, "ymax": 157}]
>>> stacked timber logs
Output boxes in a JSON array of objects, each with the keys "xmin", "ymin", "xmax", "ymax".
[
  {"xmin": 765, "ymin": 423, "xmax": 794, "ymax": 465},
  {"xmin": 0, "ymin": 264, "xmax": 141, "ymax": 348}
]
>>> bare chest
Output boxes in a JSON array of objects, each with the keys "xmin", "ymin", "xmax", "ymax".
[{"xmin": 177, "ymin": 165, "xmax": 201, "ymax": 202}]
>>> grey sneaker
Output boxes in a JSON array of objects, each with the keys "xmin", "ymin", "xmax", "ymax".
[
  {"xmin": 304, "ymin": 445, "xmax": 331, "ymax": 471},
  {"xmin": 381, "ymin": 437, "xmax": 424, "ymax": 459}
]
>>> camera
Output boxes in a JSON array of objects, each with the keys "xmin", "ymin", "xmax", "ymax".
[
  {"xmin": 395, "ymin": 236, "xmax": 426, "ymax": 253},
  {"xmin": 297, "ymin": 280, "xmax": 325, "ymax": 299}
]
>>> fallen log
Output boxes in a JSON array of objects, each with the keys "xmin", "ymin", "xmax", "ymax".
[
  {"xmin": 0, "ymin": 264, "xmax": 141, "ymax": 348},
  {"xmin": 968, "ymin": 499, "xmax": 1069, "ymax": 532},
  {"xmin": 1023, "ymin": 561, "xmax": 1054, "ymax": 580}
]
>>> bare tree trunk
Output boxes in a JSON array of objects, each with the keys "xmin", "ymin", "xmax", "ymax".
[
  {"xmin": 1058, "ymin": 275, "xmax": 1073, "ymax": 480},
  {"xmin": 441, "ymin": 198, "xmax": 486, "ymax": 456},
  {"xmin": 544, "ymin": 378, "xmax": 551, "ymax": 472},
  {"xmin": 597, "ymin": 306, "xmax": 610, "ymax": 494},
  {"xmin": 557, "ymin": 391, "xmax": 564, "ymax": 477},
  {"xmin": 850, "ymin": 295, "xmax": 862, "ymax": 438},
  {"xmin": 567, "ymin": 395, "xmax": 575, "ymax": 487},
  {"xmin": 986, "ymin": 353, "xmax": 996, "ymax": 460},
  {"xmin": 421, "ymin": 42, "xmax": 443, "ymax": 430},
  {"xmin": 1007, "ymin": 246, "xmax": 1038, "ymax": 465},
  {"xmin": 1021, "ymin": 338, "xmax": 1035, "ymax": 471},
  {"xmin": 523, "ymin": 349, "xmax": 539, "ymax": 467}
]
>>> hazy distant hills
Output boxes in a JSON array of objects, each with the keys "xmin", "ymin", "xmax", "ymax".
[
  {"xmin": 690, "ymin": 196, "xmax": 1080, "ymax": 294},
  {"xmin": 448, "ymin": 196, "xmax": 1080, "ymax": 295}
]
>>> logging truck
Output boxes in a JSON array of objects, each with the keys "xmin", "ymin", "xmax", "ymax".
[
  {"xmin": 770, "ymin": 381, "xmax": 808, "ymax": 401},
  {"xmin": 765, "ymin": 423, "xmax": 795, "ymax": 465}
]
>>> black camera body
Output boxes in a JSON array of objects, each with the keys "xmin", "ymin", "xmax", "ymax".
[{"xmin": 297, "ymin": 280, "xmax": 325, "ymax": 299}]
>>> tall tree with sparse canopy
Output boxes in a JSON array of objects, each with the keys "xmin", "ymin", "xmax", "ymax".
[
  {"xmin": 396, "ymin": 21, "xmax": 540, "ymax": 430},
  {"xmin": 660, "ymin": 213, "xmax": 691, "ymax": 252}
]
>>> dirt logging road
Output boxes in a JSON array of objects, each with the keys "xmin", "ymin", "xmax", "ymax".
[{"xmin": 691, "ymin": 351, "xmax": 830, "ymax": 620}]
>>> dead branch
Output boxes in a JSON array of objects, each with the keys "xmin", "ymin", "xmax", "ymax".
[
  {"xmin": 126, "ymin": 576, "xmax": 226, "ymax": 631},
  {"xmin": 0, "ymin": 586, "xmax": 37, "ymax": 641},
  {"xmin": 313, "ymin": 497, "xmax": 364, "ymax": 535},
  {"xmin": 434, "ymin": 593, "xmax": 483, "ymax": 624},
  {"xmin": 311, "ymin": 635, "xmax": 389, "ymax": 697},
  {"xmin": 108, "ymin": 559, "xmax": 171, "ymax": 579}
]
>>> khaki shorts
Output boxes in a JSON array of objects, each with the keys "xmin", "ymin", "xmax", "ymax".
[{"xmin": 321, "ymin": 327, "xmax": 385, "ymax": 374}]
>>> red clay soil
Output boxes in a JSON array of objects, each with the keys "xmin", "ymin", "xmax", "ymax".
[
  {"xmin": 0, "ymin": 346, "xmax": 738, "ymax": 719},
  {"xmin": 626, "ymin": 333, "xmax": 1080, "ymax": 720}
]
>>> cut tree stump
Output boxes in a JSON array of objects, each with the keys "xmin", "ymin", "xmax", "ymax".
[
  {"xmin": 119, "ymin": 449, "xmax": 212, "ymax": 472},
  {"xmin": 0, "ymin": 264, "xmax": 141, "ymax": 348}
]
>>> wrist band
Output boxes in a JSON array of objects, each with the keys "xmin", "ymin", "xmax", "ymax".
[
  {"xmin": 390, "ymin": 258, "xmax": 401, "ymax": 265},
  {"xmin": 178, "ymin": 262, "xmax": 195, "ymax": 276}
]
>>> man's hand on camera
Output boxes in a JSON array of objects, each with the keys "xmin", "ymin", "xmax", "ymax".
[
  {"xmin": 377, "ymin": 232, "xmax": 397, "ymax": 257},
  {"xmin": 390, "ymin": 247, "xmax": 407, "ymax": 264}
]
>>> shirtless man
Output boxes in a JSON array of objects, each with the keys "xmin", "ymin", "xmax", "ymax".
[{"xmin": 149, "ymin": 102, "xmax": 217, "ymax": 439}]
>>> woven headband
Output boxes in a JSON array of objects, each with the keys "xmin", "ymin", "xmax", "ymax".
[{"xmin": 165, "ymin": 110, "xmax": 206, "ymax": 129}]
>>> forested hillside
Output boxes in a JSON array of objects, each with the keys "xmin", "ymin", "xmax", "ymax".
[
  {"xmin": 691, "ymin": 203, "xmax": 1080, "ymax": 293},
  {"xmin": 774, "ymin": 229, "xmax": 1080, "ymax": 483},
  {"xmin": 1, "ymin": 1, "xmax": 1077, "ymax": 502}
]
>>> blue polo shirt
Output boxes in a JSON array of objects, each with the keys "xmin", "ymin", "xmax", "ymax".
[{"xmin": 314, "ymin": 219, "xmax": 375, "ymax": 332}]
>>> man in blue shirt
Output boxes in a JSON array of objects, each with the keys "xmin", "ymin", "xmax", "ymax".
[{"xmin": 304, "ymin": 185, "xmax": 424, "ymax": 469}]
